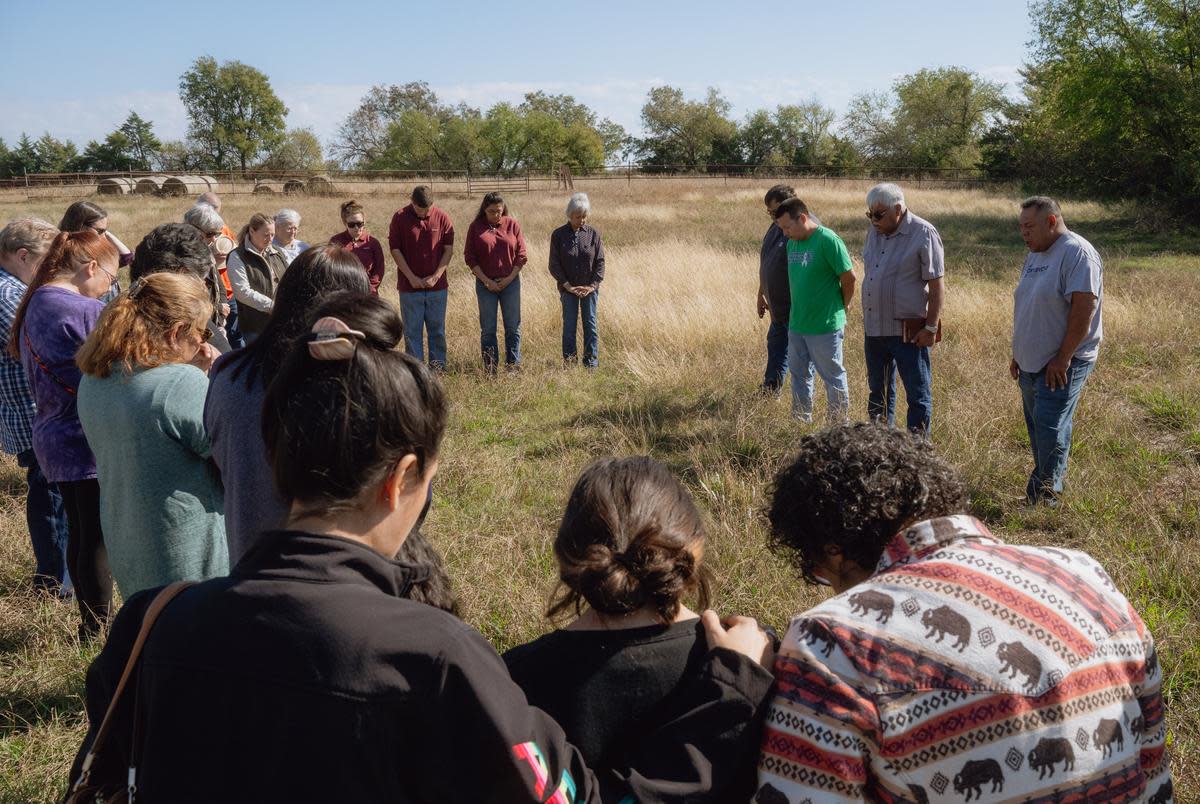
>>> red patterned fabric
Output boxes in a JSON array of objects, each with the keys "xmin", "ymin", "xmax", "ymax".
[{"xmin": 756, "ymin": 515, "xmax": 1173, "ymax": 803}]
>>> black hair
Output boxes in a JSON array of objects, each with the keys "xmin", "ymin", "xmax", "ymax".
[
  {"xmin": 1020, "ymin": 195, "xmax": 1062, "ymax": 218},
  {"xmin": 475, "ymin": 192, "xmax": 508, "ymax": 221},
  {"xmin": 764, "ymin": 184, "xmax": 795, "ymax": 206},
  {"xmin": 262, "ymin": 292, "xmax": 447, "ymax": 514},
  {"xmin": 772, "ymin": 196, "xmax": 810, "ymax": 221},
  {"xmin": 766, "ymin": 423, "xmax": 967, "ymax": 585},
  {"xmin": 548, "ymin": 456, "xmax": 712, "ymax": 625},
  {"xmin": 225, "ymin": 243, "xmax": 370, "ymax": 388},
  {"xmin": 131, "ymin": 223, "xmax": 213, "ymax": 282},
  {"xmin": 395, "ymin": 527, "xmax": 459, "ymax": 616},
  {"xmin": 411, "ymin": 185, "xmax": 433, "ymax": 207},
  {"xmin": 59, "ymin": 200, "xmax": 108, "ymax": 233}
]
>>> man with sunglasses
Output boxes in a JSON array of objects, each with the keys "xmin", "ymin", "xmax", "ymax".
[{"xmin": 861, "ymin": 183, "xmax": 944, "ymax": 438}]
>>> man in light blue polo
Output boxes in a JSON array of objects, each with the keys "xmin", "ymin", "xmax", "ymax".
[
  {"xmin": 1011, "ymin": 196, "xmax": 1103, "ymax": 506},
  {"xmin": 861, "ymin": 183, "xmax": 944, "ymax": 436}
]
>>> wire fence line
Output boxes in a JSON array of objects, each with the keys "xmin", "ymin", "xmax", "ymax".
[{"xmin": 0, "ymin": 163, "xmax": 997, "ymax": 202}]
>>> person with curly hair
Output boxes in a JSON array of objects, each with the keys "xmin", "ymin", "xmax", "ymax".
[{"xmin": 755, "ymin": 423, "xmax": 1172, "ymax": 804}]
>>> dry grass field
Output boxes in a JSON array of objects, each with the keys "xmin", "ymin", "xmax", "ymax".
[{"xmin": 0, "ymin": 179, "xmax": 1197, "ymax": 801}]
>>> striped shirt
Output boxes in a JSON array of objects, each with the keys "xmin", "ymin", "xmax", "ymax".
[
  {"xmin": 861, "ymin": 211, "xmax": 945, "ymax": 338},
  {"xmin": 0, "ymin": 267, "xmax": 35, "ymax": 455},
  {"xmin": 757, "ymin": 514, "xmax": 1173, "ymax": 803}
]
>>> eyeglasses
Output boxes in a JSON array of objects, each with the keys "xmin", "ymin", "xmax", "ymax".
[
  {"xmin": 203, "ymin": 230, "xmax": 220, "ymax": 240},
  {"xmin": 197, "ymin": 325, "xmax": 214, "ymax": 343},
  {"xmin": 96, "ymin": 262, "xmax": 118, "ymax": 287},
  {"xmin": 89, "ymin": 225, "xmax": 108, "ymax": 237},
  {"xmin": 346, "ymin": 221, "xmax": 365, "ymax": 229},
  {"xmin": 866, "ymin": 210, "xmax": 888, "ymax": 222}
]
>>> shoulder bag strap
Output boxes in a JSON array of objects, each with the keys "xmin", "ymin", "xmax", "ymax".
[{"xmin": 69, "ymin": 580, "xmax": 197, "ymax": 794}]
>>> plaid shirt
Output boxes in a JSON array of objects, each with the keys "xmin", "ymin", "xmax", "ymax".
[
  {"xmin": 0, "ymin": 267, "xmax": 35, "ymax": 455},
  {"xmin": 758, "ymin": 514, "xmax": 1173, "ymax": 803}
]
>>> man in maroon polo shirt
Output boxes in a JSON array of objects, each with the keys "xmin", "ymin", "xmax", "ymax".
[{"xmin": 389, "ymin": 186, "xmax": 455, "ymax": 369}]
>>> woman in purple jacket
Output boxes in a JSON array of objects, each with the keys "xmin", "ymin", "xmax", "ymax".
[{"xmin": 9, "ymin": 230, "xmax": 118, "ymax": 638}]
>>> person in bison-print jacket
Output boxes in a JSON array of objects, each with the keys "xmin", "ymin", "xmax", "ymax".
[{"xmin": 754, "ymin": 423, "xmax": 1173, "ymax": 804}]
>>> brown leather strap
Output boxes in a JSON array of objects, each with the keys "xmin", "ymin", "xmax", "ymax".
[{"xmin": 71, "ymin": 580, "xmax": 196, "ymax": 789}]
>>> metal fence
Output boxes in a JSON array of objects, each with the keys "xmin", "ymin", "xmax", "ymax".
[{"xmin": 0, "ymin": 163, "xmax": 996, "ymax": 201}]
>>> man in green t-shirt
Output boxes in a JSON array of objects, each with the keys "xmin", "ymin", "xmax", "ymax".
[{"xmin": 773, "ymin": 197, "xmax": 857, "ymax": 424}]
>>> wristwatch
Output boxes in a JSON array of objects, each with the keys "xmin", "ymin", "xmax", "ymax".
[{"xmin": 923, "ymin": 322, "xmax": 939, "ymax": 334}]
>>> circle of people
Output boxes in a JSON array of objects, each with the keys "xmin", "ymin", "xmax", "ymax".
[{"xmin": 0, "ymin": 180, "xmax": 1172, "ymax": 803}]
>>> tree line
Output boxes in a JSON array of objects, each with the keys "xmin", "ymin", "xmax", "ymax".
[{"xmin": 2, "ymin": 1, "xmax": 1196, "ymax": 209}]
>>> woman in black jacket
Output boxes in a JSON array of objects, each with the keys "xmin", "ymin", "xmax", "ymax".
[{"xmin": 69, "ymin": 293, "xmax": 773, "ymax": 803}]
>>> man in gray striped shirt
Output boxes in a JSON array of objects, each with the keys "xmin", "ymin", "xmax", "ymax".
[{"xmin": 861, "ymin": 183, "xmax": 945, "ymax": 436}]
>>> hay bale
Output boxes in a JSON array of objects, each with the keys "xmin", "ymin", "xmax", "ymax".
[
  {"xmin": 200, "ymin": 175, "xmax": 219, "ymax": 193},
  {"xmin": 253, "ymin": 181, "xmax": 280, "ymax": 194},
  {"xmin": 162, "ymin": 175, "xmax": 208, "ymax": 197},
  {"xmin": 307, "ymin": 174, "xmax": 336, "ymax": 196},
  {"xmin": 283, "ymin": 179, "xmax": 307, "ymax": 196},
  {"xmin": 97, "ymin": 177, "xmax": 135, "ymax": 196},
  {"xmin": 135, "ymin": 175, "xmax": 168, "ymax": 195}
]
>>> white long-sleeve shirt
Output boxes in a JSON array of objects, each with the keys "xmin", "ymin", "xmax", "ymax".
[{"xmin": 225, "ymin": 244, "xmax": 274, "ymax": 314}]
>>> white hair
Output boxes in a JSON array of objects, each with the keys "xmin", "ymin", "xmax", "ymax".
[
  {"xmin": 196, "ymin": 191, "xmax": 221, "ymax": 208},
  {"xmin": 274, "ymin": 208, "xmax": 301, "ymax": 227},
  {"xmin": 866, "ymin": 183, "xmax": 905, "ymax": 210},
  {"xmin": 183, "ymin": 204, "xmax": 225, "ymax": 234},
  {"xmin": 565, "ymin": 192, "xmax": 590, "ymax": 218}
]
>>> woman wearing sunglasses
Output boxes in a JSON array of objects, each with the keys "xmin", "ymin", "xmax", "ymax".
[
  {"xmin": 8, "ymin": 230, "xmax": 120, "ymax": 638},
  {"xmin": 331, "ymin": 200, "xmax": 385, "ymax": 294},
  {"xmin": 76, "ymin": 272, "xmax": 227, "ymax": 599},
  {"xmin": 59, "ymin": 201, "xmax": 133, "ymax": 304}
]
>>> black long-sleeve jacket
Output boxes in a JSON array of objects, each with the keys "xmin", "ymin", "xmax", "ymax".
[{"xmin": 70, "ymin": 530, "xmax": 772, "ymax": 803}]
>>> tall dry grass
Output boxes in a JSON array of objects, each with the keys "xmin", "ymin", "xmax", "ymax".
[{"xmin": 0, "ymin": 179, "xmax": 1196, "ymax": 800}]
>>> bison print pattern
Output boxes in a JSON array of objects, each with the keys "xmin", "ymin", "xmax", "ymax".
[
  {"xmin": 754, "ymin": 782, "xmax": 790, "ymax": 804},
  {"xmin": 847, "ymin": 590, "xmax": 894, "ymax": 623},
  {"xmin": 1093, "ymin": 718, "xmax": 1124, "ymax": 758},
  {"xmin": 996, "ymin": 641, "xmax": 1042, "ymax": 692},
  {"xmin": 1147, "ymin": 779, "xmax": 1173, "ymax": 804},
  {"xmin": 921, "ymin": 605, "xmax": 971, "ymax": 651},
  {"xmin": 1028, "ymin": 737, "xmax": 1075, "ymax": 779},
  {"xmin": 953, "ymin": 758, "xmax": 1004, "ymax": 801},
  {"xmin": 800, "ymin": 620, "xmax": 835, "ymax": 657}
]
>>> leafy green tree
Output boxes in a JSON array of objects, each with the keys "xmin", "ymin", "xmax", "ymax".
[
  {"xmin": 118, "ymin": 112, "xmax": 161, "ymax": 170},
  {"xmin": 261, "ymin": 128, "xmax": 326, "ymax": 172},
  {"xmin": 34, "ymin": 133, "xmax": 78, "ymax": 173},
  {"xmin": 332, "ymin": 82, "xmax": 446, "ymax": 168},
  {"xmin": 157, "ymin": 140, "xmax": 209, "ymax": 172},
  {"xmin": 4, "ymin": 134, "xmax": 38, "ymax": 177},
  {"xmin": 179, "ymin": 56, "xmax": 288, "ymax": 171},
  {"xmin": 638, "ymin": 86, "xmax": 738, "ymax": 168}
]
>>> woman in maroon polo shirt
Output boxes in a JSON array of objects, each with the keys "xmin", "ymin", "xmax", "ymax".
[
  {"xmin": 330, "ymin": 200, "xmax": 386, "ymax": 295},
  {"xmin": 464, "ymin": 192, "xmax": 527, "ymax": 371}
]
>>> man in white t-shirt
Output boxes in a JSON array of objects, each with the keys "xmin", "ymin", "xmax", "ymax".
[{"xmin": 1010, "ymin": 196, "xmax": 1103, "ymax": 506}]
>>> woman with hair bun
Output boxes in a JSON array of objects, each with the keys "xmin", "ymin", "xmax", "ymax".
[
  {"xmin": 504, "ymin": 456, "xmax": 773, "ymax": 799},
  {"xmin": 72, "ymin": 295, "xmax": 773, "ymax": 803},
  {"xmin": 76, "ymin": 272, "xmax": 226, "ymax": 598}
]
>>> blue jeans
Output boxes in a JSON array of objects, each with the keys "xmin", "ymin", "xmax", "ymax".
[
  {"xmin": 225, "ymin": 296, "xmax": 246, "ymax": 350},
  {"xmin": 788, "ymin": 329, "xmax": 849, "ymax": 423},
  {"xmin": 763, "ymin": 320, "xmax": 790, "ymax": 391},
  {"xmin": 865, "ymin": 336, "xmax": 933, "ymax": 435},
  {"xmin": 1018, "ymin": 358, "xmax": 1094, "ymax": 504},
  {"xmin": 560, "ymin": 289, "xmax": 599, "ymax": 366},
  {"xmin": 400, "ymin": 289, "xmax": 448, "ymax": 368},
  {"xmin": 476, "ymin": 276, "xmax": 521, "ymax": 368},
  {"xmin": 16, "ymin": 448, "xmax": 70, "ymax": 593}
]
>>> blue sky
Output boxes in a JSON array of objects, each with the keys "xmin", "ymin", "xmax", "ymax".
[{"xmin": 0, "ymin": 0, "xmax": 1034, "ymax": 149}]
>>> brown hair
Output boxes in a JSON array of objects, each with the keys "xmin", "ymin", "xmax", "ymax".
[
  {"xmin": 7, "ymin": 231, "xmax": 119, "ymax": 359},
  {"xmin": 548, "ymin": 456, "xmax": 712, "ymax": 625},
  {"xmin": 475, "ymin": 192, "xmax": 508, "ymax": 221},
  {"xmin": 59, "ymin": 200, "xmax": 108, "ymax": 233},
  {"xmin": 0, "ymin": 217, "xmax": 58, "ymax": 258},
  {"xmin": 236, "ymin": 213, "xmax": 273, "ymax": 247},
  {"xmin": 340, "ymin": 199, "xmax": 364, "ymax": 221},
  {"xmin": 76, "ymin": 273, "xmax": 213, "ymax": 378}
]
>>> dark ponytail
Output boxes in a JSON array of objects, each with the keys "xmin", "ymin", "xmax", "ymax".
[
  {"xmin": 548, "ymin": 456, "xmax": 712, "ymax": 625},
  {"xmin": 261, "ymin": 292, "xmax": 446, "ymax": 514}
]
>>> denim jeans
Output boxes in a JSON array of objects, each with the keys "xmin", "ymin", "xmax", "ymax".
[
  {"xmin": 16, "ymin": 448, "xmax": 70, "ymax": 593},
  {"xmin": 476, "ymin": 276, "xmax": 521, "ymax": 368},
  {"xmin": 763, "ymin": 320, "xmax": 790, "ymax": 391},
  {"xmin": 788, "ymin": 329, "xmax": 849, "ymax": 423},
  {"xmin": 225, "ymin": 295, "xmax": 246, "ymax": 350},
  {"xmin": 1018, "ymin": 358, "xmax": 1094, "ymax": 504},
  {"xmin": 864, "ymin": 336, "xmax": 933, "ymax": 435},
  {"xmin": 400, "ymin": 289, "xmax": 449, "ymax": 368},
  {"xmin": 560, "ymin": 288, "xmax": 599, "ymax": 366}
]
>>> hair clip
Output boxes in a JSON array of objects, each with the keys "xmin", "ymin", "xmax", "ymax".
[
  {"xmin": 127, "ymin": 277, "xmax": 149, "ymax": 300},
  {"xmin": 308, "ymin": 316, "xmax": 366, "ymax": 361}
]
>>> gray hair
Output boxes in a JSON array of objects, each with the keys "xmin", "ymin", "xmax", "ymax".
[
  {"xmin": 566, "ymin": 192, "xmax": 591, "ymax": 218},
  {"xmin": 866, "ymin": 183, "xmax": 905, "ymax": 211},
  {"xmin": 196, "ymin": 191, "xmax": 221, "ymax": 209},
  {"xmin": 183, "ymin": 204, "xmax": 225, "ymax": 235},
  {"xmin": 1020, "ymin": 196, "xmax": 1062, "ymax": 218},
  {"xmin": 0, "ymin": 217, "xmax": 58, "ymax": 257},
  {"xmin": 274, "ymin": 208, "xmax": 301, "ymax": 227}
]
